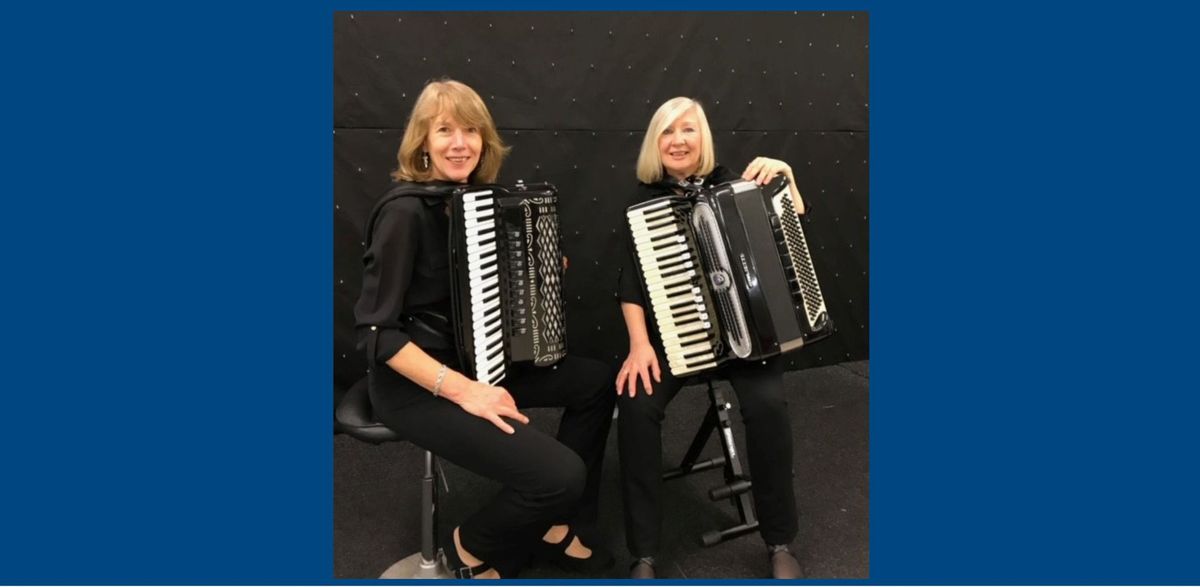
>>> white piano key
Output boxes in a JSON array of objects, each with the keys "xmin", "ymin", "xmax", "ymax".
[
  {"xmin": 630, "ymin": 205, "xmax": 673, "ymax": 220},
  {"xmin": 468, "ymin": 254, "xmax": 498, "ymax": 273},
  {"xmin": 639, "ymin": 258, "xmax": 693, "ymax": 280},
  {"xmin": 483, "ymin": 354, "xmax": 505, "ymax": 374},
  {"xmin": 645, "ymin": 270, "xmax": 696, "ymax": 289},
  {"xmin": 674, "ymin": 360, "xmax": 718, "ymax": 375},
  {"xmin": 472, "ymin": 299, "xmax": 501, "ymax": 321},
  {"xmin": 632, "ymin": 224, "xmax": 684, "ymax": 243},
  {"xmin": 652, "ymin": 282, "xmax": 694, "ymax": 300},
  {"xmin": 462, "ymin": 190, "xmax": 494, "ymax": 202},
  {"xmin": 639, "ymin": 245, "xmax": 687, "ymax": 261},
  {"xmin": 469, "ymin": 240, "xmax": 497, "ymax": 254},
  {"xmin": 637, "ymin": 243, "xmax": 690, "ymax": 261},
  {"xmin": 663, "ymin": 338, "xmax": 715, "ymax": 356},
  {"xmin": 666, "ymin": 349, "xmax": 717, "ymax": 365},
  {"xmin": 652, "ymin": 293, "xmax": 698, "ymax": 309},
  {"xmin": 629, "ymin": 217, "xmax": 676, "ymax": 232},
  {"xmin": 469, "ymin": 273, "xmax": 499, "ymax": 292},
  {"xmin": 667, "ymin": 330, "xmax": 710, "ymax": 346},
  {"xmin": 659, "ymin": 320, "xmax": 709, "ymax": 339},
  {"xmin": 466, "ymin": 236, "xmax": 497, "ymax": 249},
  {"xmin": 626, "ymin": 199, "xmax": 673, "ymax": 218},
  {"xmin": 464, "ymin": 207, "xmax": 496, "ymax": 221}
]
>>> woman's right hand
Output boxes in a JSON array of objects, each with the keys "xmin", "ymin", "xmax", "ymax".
[
  {"xmin": 454, "ymin": 380, "xmax": 529, "ymax": 434},
  {"xmin": 616, "ymin": 342, "xmax": 661, "ymax": 398}
]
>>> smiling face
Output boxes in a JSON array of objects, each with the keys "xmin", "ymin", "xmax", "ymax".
[
  {"xmin": 424, "ymin": 112, "xmax": 482, "ymax": 183},
  {"xmin": 658, "ymin": 107, "xmax": 703, "ymax": 181}
]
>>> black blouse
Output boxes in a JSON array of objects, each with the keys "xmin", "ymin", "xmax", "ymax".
[{"xmin": 354, "ymin": 181, "xmax": 461, "ymax": 364}]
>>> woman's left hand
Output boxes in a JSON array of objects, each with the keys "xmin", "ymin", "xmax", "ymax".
[
  {"xmin": 742, "ymin": 157, "xmax": 792, "ymax": 186},
  {"xmin": 741, "ymin": 157, "xmax": 805, "ymax": 215}
]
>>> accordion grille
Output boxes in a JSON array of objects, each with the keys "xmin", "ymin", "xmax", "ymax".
[
  {"xmin": 774, "ymin": 191, "xmax": 828, "ymax": 330},
  {"xmin": 534, "ymin": 213, "xmax": 566, "ymax": 362},
  {"xmin": 692, "ymin": 201, "xmax": 752, "ymax": 359}
]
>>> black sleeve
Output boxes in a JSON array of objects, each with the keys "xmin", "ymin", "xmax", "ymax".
[
  {"xmin": 710, "ymin": 165, "xmax": 740, "ymax": 184},
  {"xmin": 790, "ymin": 180, "xmax": 812, "ymax": 216},
  {"xmin": 355, "ymin": 199, "xmax": 421, "ymax": 363}
]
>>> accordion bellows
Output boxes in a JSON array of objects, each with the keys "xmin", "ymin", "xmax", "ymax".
[
  {"xmin": 625, "ymin": 176, "xmax": 832, "ymax": 377},
  {"xmin": 450, "ymin": 182, "xmax": 568, "ymax": 385}
]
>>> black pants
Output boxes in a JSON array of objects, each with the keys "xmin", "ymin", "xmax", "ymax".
[
  {"xmin": 370, "ymin": 353, "xmax": 614, "ymax": 577},
  {"xmin": 617, "ymin": 354, "xmax": 798, "ymax": 558}
]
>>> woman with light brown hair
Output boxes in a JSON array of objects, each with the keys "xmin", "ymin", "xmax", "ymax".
[{"xmin": 356, "ymin": 79, "xmax": 614, "ymax": 578}]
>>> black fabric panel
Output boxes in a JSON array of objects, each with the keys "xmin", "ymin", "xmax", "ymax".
[{"xmin": 334, "ymin": 11, "xmax": 869, "ymax": 391}]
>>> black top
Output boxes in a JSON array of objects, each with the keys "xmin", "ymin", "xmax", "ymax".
[{"xmin": 355, "ymin": 181, "xmax": 461, "ymax": 364}]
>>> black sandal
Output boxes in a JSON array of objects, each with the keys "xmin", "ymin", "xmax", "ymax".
[
  {"xmin": 442, "ymin": 527, "xmax": 496, "ymax": 579},
  {"xmin": 536, "ymin": 526, "xmax": 615, "ymax": 573}
]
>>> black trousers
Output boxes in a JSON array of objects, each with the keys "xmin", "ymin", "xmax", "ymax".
[
  {"xmin": 370, "ymin": 353, "xmax": 614, "ymax": 577},
  {"xmin": 618, "ymin": 354, "xmax": 799, "ymax": 558}
]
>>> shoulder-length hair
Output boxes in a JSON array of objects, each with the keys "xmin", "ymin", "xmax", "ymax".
[
  {"xmin": 635, "ymin": 97, "xmax": 716, "ymax": 184},
  {"xmin": 392, "ymin": 79, "xmax": 510, "ymax": 184}
]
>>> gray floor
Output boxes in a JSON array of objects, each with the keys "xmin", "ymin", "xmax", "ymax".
[{"xmin": 333, "ymin": 360, "xmax": 868, "ymax": 579}]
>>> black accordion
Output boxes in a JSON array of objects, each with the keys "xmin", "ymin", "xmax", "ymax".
[
  {"xmin": 625, "ymin": 175, "xmax": 832, "ymax": 377},
  {"xmin": 449, "ymin": 182, "xmax": 568, "ymax": 385}
]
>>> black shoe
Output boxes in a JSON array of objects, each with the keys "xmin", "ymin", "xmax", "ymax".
[
  {"xmin": 442, "ymin": 527, "xmax": 496, "ymax": 579},
  {"xmin": 536, "ymin": 526, "xmax": 615, "ymax": 573},
  {"xmin": 629, "ymin": 557, "xmax": 656, "ymax": 579}
]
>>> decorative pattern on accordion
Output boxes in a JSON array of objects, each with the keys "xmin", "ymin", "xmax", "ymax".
[
  {"xmin": 691, "ymin": 200, "xmax": 753, "ymax": 359},
  {"xmin": 534, "ymin": 212, "xmax": 565, "ymax": 363},
  {"xmin": 451, "ymin": 184, "xmax": 567, "ymax": 386}
]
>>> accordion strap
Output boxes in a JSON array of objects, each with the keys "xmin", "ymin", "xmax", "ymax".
[{"xmin": 362, "ymin": 182, "xmax": 457, "ymax": 249}]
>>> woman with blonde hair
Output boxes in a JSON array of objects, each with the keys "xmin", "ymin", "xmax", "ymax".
[
  {"xmin": 616, "ymin": 97, "xmax": 808, "ymax": 579},
  {"xmin": 356, "ymin": 79, "xmax": 614, "ymax": 578}
]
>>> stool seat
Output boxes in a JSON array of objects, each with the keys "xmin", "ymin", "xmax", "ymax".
[
  {"xmin": 336, "ymin": 376, "xmax": 450, "ymax": 579},
  {"xmin": 336, "ymin": 377, "xmax": 400, "ymax": 445}
]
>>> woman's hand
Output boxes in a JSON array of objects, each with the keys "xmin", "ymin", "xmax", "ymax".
[
  {"xmin": 742, "ymin": 157, "xmax": 804, "ymax": 215},
  {"xmin": 617, "ymin": 342, "xmax": 661, "ymax": 398},
  {"xmin": 453, "ymin": 380, "xmax": 530, "ymax": 434},
  {"xmin": 742, "ymin": 156, "xmax": 794, "ymax": 186}
]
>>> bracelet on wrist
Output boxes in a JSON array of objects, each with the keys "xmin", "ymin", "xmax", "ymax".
[{"xmin": 433, "ymin": 364, "xmax": 448, "ymax": 397}]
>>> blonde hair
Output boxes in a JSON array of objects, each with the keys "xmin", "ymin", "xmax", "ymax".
[
  {"xmin": 635, "ymin": 97, "xmax": 716, "ymax": 184},
  {"xmin": 392, "ymin": 79, "xmax": 510, "ymax": 184}
]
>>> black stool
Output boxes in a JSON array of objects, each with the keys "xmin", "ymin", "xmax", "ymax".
[
  {"xmin": 336, "ymin": 377, "xmax": 452, "ymax": 579},
  {"xmin": 662, "ymin": 377, "xmax": 760, "ymax": 547}
]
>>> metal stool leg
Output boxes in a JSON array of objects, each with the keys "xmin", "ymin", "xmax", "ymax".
[{"xmin": 380, "ymin": 451, "xmax": 452, "ymax": 579}]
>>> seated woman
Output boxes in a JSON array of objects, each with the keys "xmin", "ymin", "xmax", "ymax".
[
  {"xmin": 356, "ymin": 79, "xmax": 614, "ymax": 578},
  {"xmin": 615, "ymin": 97, "xmax": 809, "ymax": 579}
]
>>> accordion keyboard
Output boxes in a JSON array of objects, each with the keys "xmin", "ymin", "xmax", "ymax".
[
  {"xmin": 461, "ymin": 190, "xmax": 506, "ymax": 385},
  {"xmin": 627, "ymin": 199, "xmax": 721, "ymax": 376}
]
